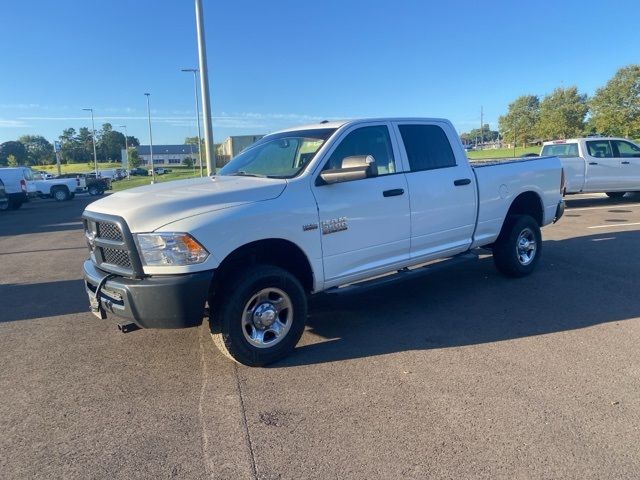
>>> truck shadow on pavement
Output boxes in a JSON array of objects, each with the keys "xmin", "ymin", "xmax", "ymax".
[
  {"xmin": 277, "ymin": 229, "xmax": 640, "ymax": 367},
  {"xmin": 0, "ymin": 279, "xmax": 87, "ymax": 323}
]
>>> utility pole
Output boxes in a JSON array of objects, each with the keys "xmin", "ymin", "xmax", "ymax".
[
  {"xmin": 181, "ymin": 68, "xmax": 204, "ymax": 177},
  {"xmin": 194, "ymin": 0, "xmax": 215, "ymax": 175},
  {"xmin": 118, "ymin": 125, "xmax": 129, "ymax": 178},
  {"xmin": 82, "ymin": 108, "xmax": 99, "ymax": 177},
  {"xmin": 145, "ymin": 93, "xmax": 156, "ymax": 183},
  {"xmin": 480, "ymin": 106, "xmax": 483, "ymax": 150}
]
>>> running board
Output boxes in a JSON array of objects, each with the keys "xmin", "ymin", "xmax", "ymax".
[{"xmin": 324, "ymin": 251, "xmax": 481, "ymax": 295}]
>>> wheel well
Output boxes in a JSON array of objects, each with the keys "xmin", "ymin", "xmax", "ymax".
[
  {"xmin": 506, "ymin": 191, "xmax": 543, "ymax": 226},
  {"xmin": 51, "ymin": 185, "xmax": 69, "ymax": 193},
  {"xmin": 211, "ymin": 239, "xmax": 314, "ymax": 296}
]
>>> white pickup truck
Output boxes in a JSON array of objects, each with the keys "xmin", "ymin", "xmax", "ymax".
[
  {"xmin": 83, "ymin": 118, "xmax": 565, "ymax": 366},
  {"xmin": 541, "ymin": 137, "xmax": 640, "ymax": 198},
  {"xmin": 31, "ymin": 172, "xmax": 78, "ymax": 201}
]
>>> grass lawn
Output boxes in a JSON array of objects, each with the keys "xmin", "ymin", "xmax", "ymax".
[
  {"xmin": 110, "ymin": 169, "xmax": 201, "ymax": 192},
  {"xmin": 34, "ymin": 162, "xmax": 123, "ymax": 174},
  {"xmin": 466, "ymin": 146, "xmax": 540, "ymax": 159}
]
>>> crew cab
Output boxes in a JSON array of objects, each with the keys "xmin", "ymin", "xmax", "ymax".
[
  {"xmin": 541, "ymin": 137, "xmax": 640, "ymax": 198},
  {"xmin": 83, "ymin": 118, "xmax": 564, "ymax": 366},
  {"xmin": 56, "ymin": 173, "xmax": 109, "ymax": 196}
]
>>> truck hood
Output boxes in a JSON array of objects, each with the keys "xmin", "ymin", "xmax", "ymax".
[{"xmin": 85, "ymin": 176, "xmax": 287, "ymax": 232}]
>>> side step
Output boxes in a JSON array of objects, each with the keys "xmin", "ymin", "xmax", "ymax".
[{"xmin": 324, "ymin": 251, "xmax": 481, "ymax": 296}]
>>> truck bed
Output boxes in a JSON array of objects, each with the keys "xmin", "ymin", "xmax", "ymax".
[{"xmin": 468, "ymin": 155, "xmax": 552, "ymax": 168}]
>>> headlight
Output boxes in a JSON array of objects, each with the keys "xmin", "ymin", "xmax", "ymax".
[{"xmin": 135, "ymin": 233, "xmax": 209, "ymax": 266}]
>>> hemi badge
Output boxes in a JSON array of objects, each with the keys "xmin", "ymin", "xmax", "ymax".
[{"xmin": 303, "ymin": 223, "xmax": 319, "ymax": 231}]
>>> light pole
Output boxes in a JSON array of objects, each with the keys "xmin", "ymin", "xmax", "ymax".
[
  {"xmin": 118, "ymin": 125, "xmax": 129, "ymax": 178},
  {"xmin": 144, "ymin": 93, "xmax": 156, "ymax": 183},
  {"xmin": 194, "ymin": 0, "xmax": 215, "ymax": 175},
  {"xmin": 82, "ymin": 108, "xmax": 99, "ymax": 177},
  {"xmin": 181, "ymin": 67, "xmax": 204, "ymax": 177}
]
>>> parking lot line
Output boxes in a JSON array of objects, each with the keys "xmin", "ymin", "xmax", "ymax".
[
  {"xmin": 569, "ymin": 203, "xmax": 640, "ymax": 212},
  {"xmin": 588, "ymin": 222, "xmax": 640, "ymax": 229}
]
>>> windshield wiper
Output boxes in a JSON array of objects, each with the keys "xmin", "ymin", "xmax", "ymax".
[{"xmin": 230, "ymin": 171, "xmax": 267, "ymax": 178}]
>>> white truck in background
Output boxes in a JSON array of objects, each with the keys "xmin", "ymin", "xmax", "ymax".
[
  {"xmin": 0, "ymin": 167, "xmax": 37, "ymax": 209},
  {"xmin": 31, "ymin": 171, "xmax": 79, "ymax": 201},
  {"xmin": 82, "ymin": 118, "xmax": 565, "ymax": 366},
  {"xmin": 541, "ymin": 137, "xmax": 640, "ymax": 198}
]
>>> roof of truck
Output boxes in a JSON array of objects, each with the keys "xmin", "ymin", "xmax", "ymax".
[{"xmin": 274, "ymin": 118, "xmax": 452, "ymax": 134}]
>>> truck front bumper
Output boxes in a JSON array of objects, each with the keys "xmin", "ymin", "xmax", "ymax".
[
  {"xmin": 83, "ymin": 259, "xmax": 213, "ymax": 329},
  {"xmin": 554, "ymin": 200, "xmax": 565, "ymax": 223}
]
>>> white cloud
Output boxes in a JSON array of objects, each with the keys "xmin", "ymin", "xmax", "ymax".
[{"xmin": 0, "ymin": 119, "xmax": 28, "ymax": 128}]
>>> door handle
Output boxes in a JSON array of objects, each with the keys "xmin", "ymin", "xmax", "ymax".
[
  {"xmin": 383, "ymin": 188, "xmax": 404, "ymax": 197},
  {"xmin": 622, "ymin": 161, "xmax": 630, "ymax": 165},
  {"xmin": 454, "ymin": 178, "xmax": 472, "ymax": 186},
  {"xmin": 588, "ymin": 162, "xmax": 598, "ymax": 165}
]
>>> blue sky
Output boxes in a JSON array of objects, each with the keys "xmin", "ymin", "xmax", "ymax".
[{"xmin": 1, "ymin": 0, "xmax": 639, "ymax": 145}]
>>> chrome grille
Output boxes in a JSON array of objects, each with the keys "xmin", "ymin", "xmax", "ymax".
[
  {"xmin": 97, "ymin": 221, "xmax": 123, "ymax": 241},
  {"xmin": 102, "ymin": 248, "xmax": 132, "ymax": 269}
]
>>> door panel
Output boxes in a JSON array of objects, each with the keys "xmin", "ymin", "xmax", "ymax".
[
  {"xmin": 584, "ymin": 140, "xmax": 620, "ymax": 191},
  {"xmin": 394, "ymin": 122, "xmax": 477, "ymax": 259},
  {"xmin": 612, "ymin": 140, "xmax": 640, "ymax": 189},
  {"xmin": 312, "ymin": 123, "xmax": 411, "ymax": 284}
]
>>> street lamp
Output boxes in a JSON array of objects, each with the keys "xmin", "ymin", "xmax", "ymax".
[
  {"xmin": 194, "ymin": 0, "xmax": 215, "ymax": 175},
  {"xmin": 144, "ymin": 93, "xmax": 156, "ymax": 183},
  {"xmin": 118, "ymin": 125, "xmax": 129, "ymax": 178},
  {"xmin": 181, "ymin": 67, "xmax": 204, "ymax": 177},
  {"xmin": 82, "ymin": 108, "xmax": 99, "ymax": 177}
]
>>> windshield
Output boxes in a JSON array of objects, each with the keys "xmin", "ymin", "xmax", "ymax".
[
  {"xmin": 219, "ymin": 128, "xmax": 336, "ymax": 178},
  {"xmin": 541, "ymin": 143, "xmax": 579, "ymax": 158}
]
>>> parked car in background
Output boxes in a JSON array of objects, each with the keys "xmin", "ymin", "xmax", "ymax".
[
  {"xmin": 149, "ymin": 167, "xmax": 167, "ymax": 175},
  {"xmin": 128, "ymin": 168, "xmax": 148, "ymax": 176},
  {"xmin": 56, "ymin": 173, "xmax": 109, "ymax": 196},
  {"xmin": 0, "ymin": 167, "xmax": 36, "ymax": 209},
  {"xmin": 541, "ymin": 137, "xmax": 640, "ymax": 197},
  {"xmin": 82, "ymin": 117, "xmax": 565, "ymax": 366},
  {"xmin": 0, "ymin": 179, "xmax": 9, "ymax": 211}
]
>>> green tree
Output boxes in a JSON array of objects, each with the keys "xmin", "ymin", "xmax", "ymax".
[
  {"xmin": 7, "ymin": 154, "xmax": 18, "ymax": 166},
  {"xmin": 589, "ymin": 65, "xmax": 640, "ymax": 138},
  {"xmin": 127, "ymin": 147, "xmax": 142, "ymax": 169},
  {"xmin": 460, "ymin": 124, "xmax": 499, "ymax": 144},
  {"xmin": 0, "ymin": 141, "xmax": 28, "ymax": 166},
  {"xmin": 498, "ymin": 95, "xmax": 540, "ymax": 147},
  {"xmin": 98, "ymin": 123, "xmax": 126, "ymax": 161},
  {"xmin": 536, "ymin": 87, "xmax": 588, "ymax": 140},
  {"xmin": 183, "ymin": 156, "xmax": 194, "ymax": 168},
  {"xmin": 18, "ymin": 135, "xmax": 54, "ymax": 165}
]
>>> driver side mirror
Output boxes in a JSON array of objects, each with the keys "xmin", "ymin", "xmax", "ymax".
[{"xmin": 318, "ymin": 155, "xmax": 376, "ymax": 185}]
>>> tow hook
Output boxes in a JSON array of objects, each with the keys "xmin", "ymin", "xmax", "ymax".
[{"xmin": 117, "ymin": 322, "xmax": 140, "ymax": 333}]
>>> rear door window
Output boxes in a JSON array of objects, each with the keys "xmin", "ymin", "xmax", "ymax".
[
  {"xmin": 586, "ymin": 141, "xmax": 613, "ymax": 158},
  {"xmin": 541, "ymin": 143, "xmax": 579, "ymax": 158},
  {"xmin": 398, "ymin": 124, "xmax": 456, "ymax": 171},
  {"xmin": 612, "ymin": 140, "xmax": 640, "ymax": 158}
]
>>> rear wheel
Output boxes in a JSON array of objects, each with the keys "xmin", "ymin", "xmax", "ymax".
[
  {"xmin": 210, "ymin": 265, "xmax": 307, "ymax": 366},
  {"xmin": 606, "ymin": 192, "xmax": 626, "ymax": 199},
  {"xmin": 88, "ymin": 185, "xmax": 102, "ymax": 196},
  {"xmin": 493, "ymin": 215, "xmax": 542, "ymax": 277},
  {"xmin": 52, "ymin": 187, "xmax": 69, "ymax": 202},
  {"xmin": 0, "ymin": 200, "xmax": 9, "ymax": 211}
]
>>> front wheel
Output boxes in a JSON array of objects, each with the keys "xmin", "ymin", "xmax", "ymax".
[
  {"xmin": 606, "ymin": 192, "xmax": 626, "ymax": 199},
  {"xmin": 493, "ymin": 215, "xmax": 542, "ymax": 277},
  {"xmin": 210, "ymin": 265, "xmax": 307, "ymax": 366}
]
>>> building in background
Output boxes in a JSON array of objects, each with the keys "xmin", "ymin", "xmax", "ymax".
[
  {"xmin": 121, "ymin": 145, "xmax": 199, "ymax": 166},
  {"xmin": 217, "ymin": 135, "xmax": 264, "ymax": 164}
]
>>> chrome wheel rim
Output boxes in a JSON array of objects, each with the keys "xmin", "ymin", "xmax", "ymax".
[
  {"xmin": 516, "ymin": 227, "xmax": 537, "ymax": 265},
  {"xmin": 242, "ymin": 288, "xmax": 293, "ymax": 348},
  {"xmin": 54, "ymin": 190, "xmax": 66, "ymax": 201}
]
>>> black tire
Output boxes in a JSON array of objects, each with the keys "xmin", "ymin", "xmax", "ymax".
[
  {"xmin": 605, "ymin": 192, "xmax": 625, "ymax": 199},
  {"xmin": 210, "ymin": 265, "xmax": 307, "ymax": 366},
  {"xmin": 493, "ymin": 214, "xmax": 542, "ymax": 277},
  {"xmin": 88, "ymin": 185, "xmax": 100, "ymax": 196},
  {"xmin": 8, "ymin": 197, "xmax": 23, "ymax": 210},
  {"xmin": 0, "ymin": 200, "xmax": 8, "ymax": 212},
  {"xmin": 52, "ymin": 187, "xmax": 69, "ymax": 202}
]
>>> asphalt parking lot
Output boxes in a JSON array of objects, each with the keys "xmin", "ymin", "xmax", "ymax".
[{"xmin": 1, "ymin": 194, "xmax": 639, "ymax": 479}]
